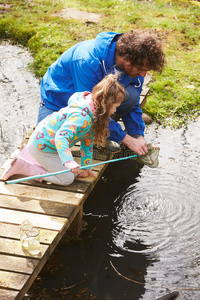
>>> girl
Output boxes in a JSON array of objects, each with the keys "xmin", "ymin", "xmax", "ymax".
[{"xmin": 3, "ymin": 75, "xmax": 125, "ymax": 186}]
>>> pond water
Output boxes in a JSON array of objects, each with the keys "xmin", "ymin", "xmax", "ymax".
[{"xmin": 28, "ymin": 120, "xmax": 200, "ymax": 300}]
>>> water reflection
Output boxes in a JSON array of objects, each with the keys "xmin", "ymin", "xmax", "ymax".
[
  {"xmin": 109, "ymin": 120, "xmax": 200, "ymax": 299},
  {"xmin": 81, "ymin": 159, "xmax": 149, "ymax": 300}
]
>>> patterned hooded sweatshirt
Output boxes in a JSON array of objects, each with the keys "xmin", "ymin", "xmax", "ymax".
[{"xmin": 30, "ymin": 92, "xmax": 95, "ymax": 169}]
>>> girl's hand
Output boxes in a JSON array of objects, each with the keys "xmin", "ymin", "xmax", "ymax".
[
  {"xmin": 76, "ymin": 169, "xmax": 96, "ymax": 178},
  {"xmin": 71, "ymin": 166, "xmax": 80, "ymax": 174},
  {"xmin": 64, "ymin": 161, "xmax": 80, "ymax": 174}
]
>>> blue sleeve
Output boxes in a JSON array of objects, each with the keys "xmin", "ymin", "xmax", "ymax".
[
  {"xmin": 122, "ymin": 76, "xmax": 145, "ymax": 136},
  {"xmin": 122, "ymin": 100, "xmax": 145, "ymax": 137},
  {"xmin": 107, "ymin": 118, "xmax": 127, "ymax": 142},
  {"xmin": 108, "ymin": 76, "xmax": 145, "ymax": 141}
]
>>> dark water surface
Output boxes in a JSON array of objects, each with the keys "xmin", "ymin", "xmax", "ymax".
[{"xmin": 29, "ymin": 120, "xmax": 200, "ymax": 300}]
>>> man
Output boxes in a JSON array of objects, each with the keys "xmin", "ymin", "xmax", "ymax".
[{"xmin": 37, "ymin": 30, "xmax": 165, "ymax": 155}]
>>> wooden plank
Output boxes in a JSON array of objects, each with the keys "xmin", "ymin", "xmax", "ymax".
[
  {"xmin": 140, "ymin": 85, "xmax": 150, "ymax": 96},
  {"xmin": 143, "ymin": 73, "xmax": 152, "ymax": 85},
  {"xmin": 0, "ymin": 254, "xmax": 38, "ymax": 274},
  {"xmin": 139, "ymin": 95, "xmax": 145, "ymax": 104},
  {"xmin": 0, "ymin": 270, "xmax": 29, "ymax": 291},
  {"xmin": 140, "ymin": 96, "xmax": 147, "ymax": 109},
  {"xmin": 0, "ymin": 211, "xmax": 81, "ymax": 299},
  {"xmin": 13, "ymin": 179, "xmax": 91, "ymax": 194},
  {"xmin": 0, "ymin": 215, "xmax": 80, "ymax": 300},
  {"xmin": 0, "ymin": 208, "xmax": 68, "ymax": 231},
  {"xmin": 0, "ymin": 194, "xmax": 78, "ymax": 218},
  {"xmin": 0, "ymin": 181, "xmax": 83, "ymax": 205},
  {"xmin": 10, "ymin": 209, "xmax": 84, "ymax": 300},
  {"xmin": 0, "ymin": 289, "xmax": 18, "ymax": 300},
  {"xmin": 0, "ymin": 237, "xmax": 47, "ymax": 258},
  {"xmin": 0, "ymin": 222, "xmax": 57, "ymax": 245},
  {"xmin": 75, "ymin": 174, "xmax": 99, "ymax": 183}
]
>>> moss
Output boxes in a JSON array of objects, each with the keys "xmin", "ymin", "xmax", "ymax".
[
  {"xmin": 0, "ymin": 18, "xmax": 36, "ymax": 46},
  {"xmin": 0, "ymin": 0, "xmax": 200, "ymax": 128}
]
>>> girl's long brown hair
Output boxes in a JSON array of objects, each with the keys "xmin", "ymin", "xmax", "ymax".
[{"xmin": 92, "ymin": 74, "xmax": 125, "ymax": 147}]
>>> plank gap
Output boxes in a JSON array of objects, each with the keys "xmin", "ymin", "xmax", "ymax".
[
  {"xmin": 0, "ymin": 287, "xmax": 20, "ymax": 292},
  {"xmin": 0, "ymin": 204, "xmax": 77, "ymax": 219},
  {"xmin": 0, "ymin": 268, "xmax": 34, "ymax": 276},
  {"xmin": 0, "ymin": 179, "xmax": 90, "ymax": 194},
  {"xmin": 0, "ymin": 205, "xmax": 76, "ymax": 220},
  {"xmin": 0, "ymin": 250, "xmax": 41, "ymax": 260}
]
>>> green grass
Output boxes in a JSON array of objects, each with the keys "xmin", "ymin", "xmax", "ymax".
[{"xmin": 1, "ymin": 0, "xmax": 200, "ymax": 128}]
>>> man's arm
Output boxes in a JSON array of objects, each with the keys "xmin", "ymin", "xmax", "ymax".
[
  {"xmin": 107, "ymin": 117, "xmax": 148, "ymax": 155},
  {"xmin": 122, "ymin": 102, "xmax": 148, "ymax": 155}
]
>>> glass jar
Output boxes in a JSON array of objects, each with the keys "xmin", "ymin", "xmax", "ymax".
[
  {"xmin": 28, "ymin": 227, "xmax": 40, "ymax": 255},
  {"xmin": 20, "ymin": 220, "xmax": 33, "ymax": 248}
]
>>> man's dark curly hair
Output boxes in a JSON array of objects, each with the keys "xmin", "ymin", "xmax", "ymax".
[{"xmin": 116, "ymin": 30, "xmax": 166, "ymax": 73}]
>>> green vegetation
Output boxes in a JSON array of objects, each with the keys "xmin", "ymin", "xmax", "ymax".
[{"xmin": 1, "ymin": 0, "xmax": 200, "ymax": 127}]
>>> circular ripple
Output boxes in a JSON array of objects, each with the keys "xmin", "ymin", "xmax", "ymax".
[{"xmin": 111, "ymin": 122, "xmax": 200, "ymax": 260}]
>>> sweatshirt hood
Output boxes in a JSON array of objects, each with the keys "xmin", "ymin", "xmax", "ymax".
[{"xmin": 68, "ymin": 92, "xmax": 95, "ymax": 118}]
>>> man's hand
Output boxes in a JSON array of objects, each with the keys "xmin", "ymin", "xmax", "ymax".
[
  {"xmin": 76, "ymin": 169, "xmax": 96, "ymax": 178},
  {"xmin": 122, "ymin": 134, "xmax": 148, "ymax": 156}
]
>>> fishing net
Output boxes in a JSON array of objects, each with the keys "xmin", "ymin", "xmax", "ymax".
[{"xmin": 136, "ymin": 143, "xmax": 160, "ymax": 168}]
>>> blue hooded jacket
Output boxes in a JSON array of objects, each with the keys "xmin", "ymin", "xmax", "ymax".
[{"xmin": 40, "ymin": 32, "xmax": 145, "ymax": 142}]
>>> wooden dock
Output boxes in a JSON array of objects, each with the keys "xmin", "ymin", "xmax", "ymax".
[
  {"xmin": 0, "ymin": 75, "xmax": 151, "ymax": 300},
  {"xmin": 0, "ymin": 143, "xmax": 113, "ymax": 300}
]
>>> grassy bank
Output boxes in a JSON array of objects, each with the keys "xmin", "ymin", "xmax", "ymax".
[{"xmin": 1, "ymin": 0, "xmax": 200, "ymax": 127}]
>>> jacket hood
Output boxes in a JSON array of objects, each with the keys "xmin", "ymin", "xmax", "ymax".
[
  {"xmin": 94, "ymin": 32, "xmax": 122, "ymax": 69},
  {"xmin": 94, "ymin": 32, "xmax": 121, "ymax": 57}
]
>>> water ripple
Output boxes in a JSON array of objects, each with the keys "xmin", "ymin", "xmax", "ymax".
[{"xmin": 110, "ymin": 121, "xmax": 200, "ymax": 299}]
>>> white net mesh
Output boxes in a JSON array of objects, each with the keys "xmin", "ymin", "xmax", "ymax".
[{"xmin": 136, "ymin": 144, "xmax": 160, "ymax": 168}]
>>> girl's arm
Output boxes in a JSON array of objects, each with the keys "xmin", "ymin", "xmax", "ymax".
[
  {"xmin": 64, "ymin": 161, "xmax": 96, "ymax": 177},
  {"xmin": 76, "ymin": 134, "xmax": 95, "ymax": 178},
  {"xmin": 55, "ymin": 110, "xmax": 92, "ymax": 166},
  {"xmin": 80, "ymin": 137, "xmax": 93, "ymax": 167}
]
